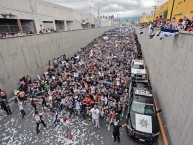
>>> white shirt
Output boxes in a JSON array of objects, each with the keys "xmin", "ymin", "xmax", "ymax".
[
  {"xmin": 18, "ymin": 102, "xmax": 24, "ymax": 110},
  {"xmin": 91, "ymin": 86, "xmax": 96, "ymax": 94},
  {"xmin": 75, "ymin": 102, "xmax": 80, "ymax": 110},
  {"xmin": 74, "ymin": 72, "xmax": 78, "ymax": 78},
  {"xmin": 79, "ymin": 59, "xmax": 85, "ymax": 66},
  {"xmin": 98, "ymin": 71, "xmax": 102, "ymax": 76},
  {"xmin": 90, "ymin": 108, "xmax": 100, "ymax": 119},
  {"xmin": 63, "ymin": 120, "xmax": 70, "ymax": 128},
  {"xmin": 75, "ymin": 55, "xmax": 80, "ymax": 60},
  {"xmin": 49, "ymin": 95, "xmax": 52, "ymax": 101},
  {"xmin": 35, "ymin": 115, "xmax": 41, "ymax": 122},
  {"xmin": 34, "ymin": 113, "xmax": 43, "ymax": 122},
  {"xmin": 61, "ymin": 98, "xmax": 66, "ymax": 105}
]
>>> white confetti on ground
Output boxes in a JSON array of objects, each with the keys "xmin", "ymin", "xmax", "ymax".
[{"xmin": 0, "ymin": 110, "xmax": 113, "ymax": 145}]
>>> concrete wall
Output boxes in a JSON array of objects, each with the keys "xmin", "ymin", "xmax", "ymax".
[
  {"xmin": 137, "ymin": 28, "xmax": 193, "ymax": 145},
  {"xmin": 0, "ymin": 27, "xmax": 115, "ymax": 98},
  {"xmin": 0, "ymin": 0, "xmax": 94, "ymax": 32}
]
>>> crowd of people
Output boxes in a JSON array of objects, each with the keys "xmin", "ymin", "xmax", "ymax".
[
  {"xmin": 140, "ymin": 15, "xmax": 193, "ymax": 32},
  {"xmin": 0, "ymin": 27, "xmax": 58, "ymax": 39},
  {"xmin": 139, "ymin": 15, "xmax": 193, "ymax": 40},
  {"xmin": 0, "ymin": 30, "xmax": 35, "ymax": 39},
  {"xmin": 1, "ymin": 26, "xmax": 142, "ymax": 143}
]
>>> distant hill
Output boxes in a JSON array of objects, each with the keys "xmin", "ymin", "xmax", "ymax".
[{"xmin": 121, "ymin": 17, "xmax": 141, "ymax": 22}]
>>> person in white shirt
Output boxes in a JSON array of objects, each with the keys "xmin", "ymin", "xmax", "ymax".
[
  {"xmin": 61, "ymin": 116, "xmax": 75, "ymax": 139},
  {"xmin": 116, "ymin": 77, "xmax": 120, "ymax": 86},
  {"xmin": 62, "ymin": 116, "xmax": 71, "ymax": 131},
  {"xmin": 148, "ymin": 22, "xmax": 155, "ymax": 38},
  {"xmin": 75, "ymin": 100, "xmax": 80, "ymax": 115},
  {"xmin": 104, "ymin": 95, "xmax": 108, "ymax": 105},
  {"xmin": 120, "ymin": 95, "xmax": 127, "ymax": 116},
  {"xmin": 48, "ymin": 95, "xmax": 53, "ymax": 108},
  {"xmin": 60, "ymin": 96, "xmax": 66, "ymax": 110},
  {"xmin": 74, "ymin": 54, "xmax": 80, "ymax": 61},
  {"xmin": 90, "ymin": 105, "xmax": 100, "ymax": 128},
  {"xmin": 34, "ymin": 111, "xmax": 47, "ymax": 134},
  {"xmin": 16, "ymin": 96, "xmax": 26, "ymax": 119},
  {"xmin": 90, "ymin": 86, "xmax": 96, "ymax": 94}
]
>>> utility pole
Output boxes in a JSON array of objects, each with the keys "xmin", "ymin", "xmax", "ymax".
[
  {"xmin": 89, "ymin": 7, "xmax": 92, "ymax": 28},
  {"xmin": 97, "ymin": 3, "xmax": 100, "ymax": 18},
  {"xmin": 91, "ymin": 0, "xmax": 106, "ymax": 18},
  {"xmin": 119, "ymin": 14, "xmax": 121, "ymax": 29},
  {"xmin": 170, "ymin": 0, "xmax": 175, "ymax": 20},
  {"xmin": 153, "ymin": 6, "xmax": 157, "ymax": 21}
]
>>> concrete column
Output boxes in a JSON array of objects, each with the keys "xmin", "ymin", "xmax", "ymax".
[
  {"xmin": 33, "ymin": 20, "xmax": 37, "ymax": 33},
  {"xmin": 64, "ymin": 20, "xmax": 67, "ymax": 30},
  {"xmin": 17, "ymin": 19, "xmax": 23, "ymax": 33},
  {"xmin": 53, "ymin": 20, "xmax": 56, "ymax": 31}
]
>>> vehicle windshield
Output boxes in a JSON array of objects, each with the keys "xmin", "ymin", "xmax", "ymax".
[
  {"xmin": 131, "ymin": 101, "xmax": 155, "ymax": 115},
  {"xmin": 132, "ymin": 64, "xmax": 144, "ymax": 69}
]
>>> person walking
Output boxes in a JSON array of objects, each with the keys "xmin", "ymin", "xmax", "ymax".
[
  {"xmin": 0, "ymin": 99, "xmax": 12, "ymax": 115},
  {"xmin": 16, "ymin": 96, "xmax": 26, "ymax": 119},
  {"xmin": 31, "ymin": 98, "xmax": 37, "ymax": 111},
  {"xmin": 90, "ymin": 105, "xmax": 100, "ymax": 128},
  {"xmin": 40, "ymin": 96, "xmax": 48, "ymax": 112},
  {"xmin": 0, "ymin": 89, "xmax": 7, "ymax": 100},
  {"xmin": 34, "ymin": 110, "xmax": 47, "ymax": 134},
  {"xmin": 81, "ymin": 102, "xmax": 87, "ymax": 120},
  {"xmin": 111, "ymin": 120, "xmax": 127, "ymax": 143},
  {"xmin": 68, "ymin": 99, "xmax": 74, "ymax": 118},
  {"xmin": 62, "ymin": 116, "xmax": 72, "ymax": 139},
  {"xmin": 61, "ymin": 116, "xmax": 76, "ymax": 139}
]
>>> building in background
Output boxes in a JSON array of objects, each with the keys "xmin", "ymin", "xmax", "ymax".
[
  {"xmin": 140, "ymin": 13, "xmax": 150, "ymax": 23},
  {"xmin": 140, "ymin": 0, "xmax": 193, "ymax": 23},
  {"xmin": 171, "ymin": 0, "xmax": 193, "ymax": 20},
  {"xmin": 94, "ymin": 18, "xmax": 112, "ymax": 27},
  {"xmin": 0, "ymin": 0, "xmax": 94, "ymax": 35}
]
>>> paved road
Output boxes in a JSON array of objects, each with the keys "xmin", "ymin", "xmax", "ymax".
[{"xmin": 0, "ymin": 103, "xmax": 163, "ymax": 145}]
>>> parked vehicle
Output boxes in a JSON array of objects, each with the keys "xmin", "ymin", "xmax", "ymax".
[
  {"xmin": 126, "ymin": 78, "xmax": 161, "ymax": 144},
  {"xmin": 128, "ymin": 77, "xmax": 151, "ymax": 100},
  {"xmin": 131, "ymin": 60, "xmax": 147, "ymax": 82}
]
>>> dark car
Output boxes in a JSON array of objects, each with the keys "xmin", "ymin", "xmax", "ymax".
[
  {"xmin": 126, "ymin": 85, "xmax": 160, "ymax": 144},
  {"xmin": 128, "ymin": 79, "xmax": 151, "ymax": 100}
]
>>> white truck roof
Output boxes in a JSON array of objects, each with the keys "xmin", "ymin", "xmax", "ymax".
[{"xmin": 132, "ymin": 60, "xmax": 144, "ymax": 65}]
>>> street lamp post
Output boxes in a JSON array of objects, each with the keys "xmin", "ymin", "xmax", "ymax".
[
  {"xmin": 97, "ymin": 3, "xmax": 100, "ymax": 18},
  {"xmin": 88, "ymin": 7, "xmax": 92, "ymax": 28},
  {"xmin": 117, "ymin": 14, "xmax": 121, "ymax": 33}
]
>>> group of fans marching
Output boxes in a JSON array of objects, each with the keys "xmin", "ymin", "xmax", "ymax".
[{"xmin": 1, "ymin": 25, "xmax": 142, "ymax": 143}]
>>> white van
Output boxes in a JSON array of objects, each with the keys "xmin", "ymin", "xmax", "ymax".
[{"xmin": 131, "ymin": 60, "xmax": 147, "ymax": 80}]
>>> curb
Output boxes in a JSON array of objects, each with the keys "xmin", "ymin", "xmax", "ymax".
[{"xmin": 153, "ymin": 90, "xmax": 171, "ymax": 145}]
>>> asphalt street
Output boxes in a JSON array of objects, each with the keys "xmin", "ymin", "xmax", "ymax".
[{"xmin": 0, "ymin": 103, "xmax": 163, "ymax": 145}]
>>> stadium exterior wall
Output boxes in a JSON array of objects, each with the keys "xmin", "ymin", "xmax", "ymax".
[
  {"xmin": 0, "ymin": 27, "xmax": 115, "ymax": 98},
  {"xmin": 137, "ymin": 28, "xmax": 193, "ymax": 145}
]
